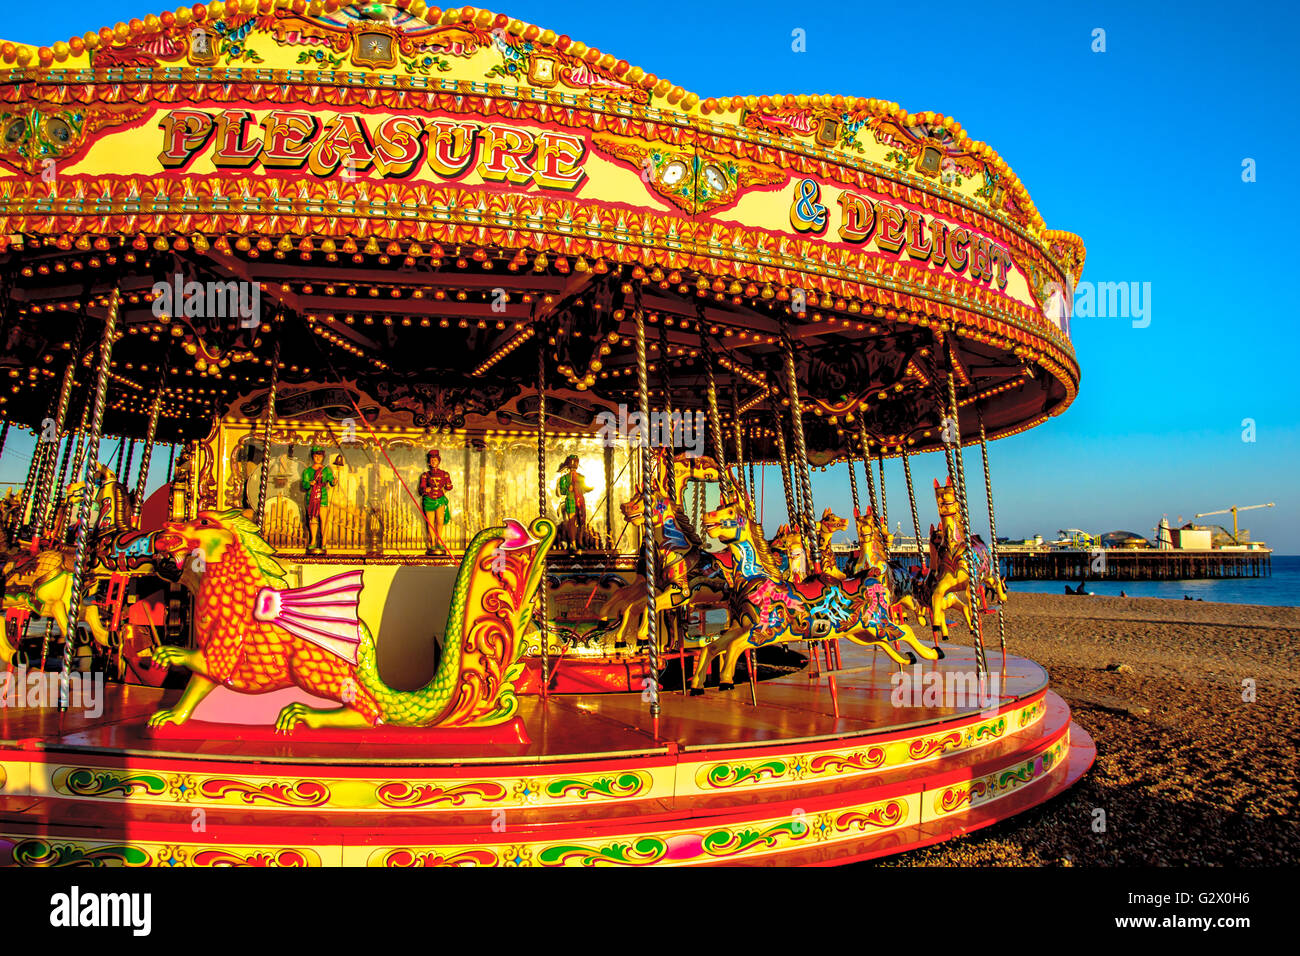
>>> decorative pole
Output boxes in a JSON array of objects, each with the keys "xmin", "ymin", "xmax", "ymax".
[
  {"xmin": 902, "ymin": 446, "xmax": 924, "ymax": 561},
  {"xmin": 657, "ymin": 320, "xmax": 675, "ymax": 451},
  {"xmin": 730, "ymin": 377, "xmax": 745, "ymax": 502},
  {"xmin": 535, "ymin": 316, "xmax": 550, "ymax": 698},
  {"xmin": 255, "ymin": 335, "xmax": 281, "ymax": 530},
  {"xmin": 122, "ymin": 438, "xmax": 137, "ymax": 487},
  {"xmin": 876, "ymin": 450, "xmax": 890, "ymax": 536},
  {"xmin": 60, "ymin": 288, "xmax": 120, "ymax": 709},
  {"xmin": 30, "ymin": 349, "xmax": 81, "ymax": 538},
  {"xmin": 770, "ymin": 398, "xmax": 798, "ymax": 534},
  {"xmin": 746, "ymin": 422, "xmax": 757, "ymax": 506},
  {"xmin": 846, "ymin": 448, "xmax": 860, "ymax": 515},
  {"xmin": 187, "ymin": 440, "xmax": 199, "ymax": 520},
  {"xmin": 68, "ymin": 396, "xmax": 91, "ymax": 494},
  {"xmin": 859, "ymin": 421, "xmax": 879, "ymax": 516},
  {"xmin": 133, "ymin": 391, "xmax": 163, "ymax": 526},
  {"xmin": 978, "ymin": 413, "xmax": 1008, "ymax": 662},
  {"xmin": 779, "ymin": 318, "xmax": 819, "ymax": 568},
  {"xmin": 944, "ymin": 340, "xmax": 988, "ymax": 675},
  {"xmin": 635, "ymin": 286, "xmax": 659, "ymax": 733},
  {"xmin": 697, "ymin": 327, "xmax": 734, "ymax": 498},
  {"xmin": 16, "ymin": 428, "xmax": 43, "ymax": 531}
]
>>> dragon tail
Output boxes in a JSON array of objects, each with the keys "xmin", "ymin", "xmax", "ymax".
[{"xmin": 355, "ymin": 517, "xmax": 555, "ymax": 728}]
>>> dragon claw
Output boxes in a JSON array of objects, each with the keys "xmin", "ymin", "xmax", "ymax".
[
  {"xmin": 275, "ymin": 702, "xmax": 311, "ymax": 733},
  {"xmin": 146, "ymin": 707, "xmax": 186, "ymax": 728}
]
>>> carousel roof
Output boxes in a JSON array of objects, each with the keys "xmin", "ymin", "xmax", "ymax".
[{"xmin": 0, "ymin": 2, "xmax": 1085, "ymax": 461}]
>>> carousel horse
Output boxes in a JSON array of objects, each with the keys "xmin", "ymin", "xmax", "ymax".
[
  {"xmin": 689, "ymin": 497, "xmax": 938, "ymax": 694},
  {"xmin": 0, "ymin": 489, "xmax": 22, "ymax": 548},
  {"xmin": 142, "ymin": 509, "xmax": 553, "ymax": 730},
  {"xmin": 1, "ymin": 466, "xmax": 159, "ymax": 671},
  {"xmin": 923, "ymin": 478, "xmax": 1007, "ymax": 641},
  {"xmin": 853, "ymin": 507, "xmax": 933, "ymax": 645},
  {"xmin": 816, "ymin": 508, "xmax": 849, "ymax": 581},
  {"xmin": 602, "ymin": 449, "xmax": 730, "ymax": 649},
  {"xmin": 767, "ymin": 524, "xmax": 807, "ymax": 582}
]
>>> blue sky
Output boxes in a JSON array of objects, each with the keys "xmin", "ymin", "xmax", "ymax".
[{"xmin": 2, "ymin": 1, "xmax": 1297, "ymax": 549}]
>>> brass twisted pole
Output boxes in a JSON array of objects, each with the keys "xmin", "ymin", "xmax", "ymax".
[
  {"xmin": 730, "ymin": 376, "xmax": 745, "ymax": 505},
  {"xmin": 52, "ymin": 417, "xmax": 77, "ymax": 509},
  {"xmin": 31, "ymin": 346, "xmax": 82, "ymax": 539},
  {"xmin": 536, "ymin": 317, "xmax": 550, "ymax": 697},
  {"xmin": 779, "ymin": 319, "xmax": 819, "ymax": 568},
  {"xmin": 657, "ymin": 319, "xmax": 674, "ymax": 450},
  {"xmin": 68, "ymin": 396, "xmax": 91, "ymax": 498},
  {"xmin": 876, "ymin": 450, "xmax": 890, "ymax": 539},
  {"xmin": 746, "ymin": 423, "xmax": 757, "ymax": 506},
  {"xmin": 15, "ymin": 428, "xmax": 43, "ymax": 531},
  {"xmin": 697, "ymin": 328, "xmax": 734, "ymax": 500},
  {"xmin": 133, "ymin": 391, "xmax": 162, "ymax": 526},
  {"xmin": 847, "ymin": 450, "xmax": 860, "ymax": 515},
  {"xmin": 255, "ymin": 334, "xmax": 281, "ymax": 530},
  {"xmin": 122, "ymin": 439, "xmax": 137, "ymax": 487},
  {"xmin": 770, "ymin": 397, "xmax": 798, "ymax": 537},
  {"xmin": 59, "ymin": 288, "xmax": 120, "ymax": 709},
  {"xmin": 902, "ymin": 446, "xmax": 924, "ymax": 561},
  {"xmin": 635, "ymin": 286, "xmax": 659, "ymax": 729},
  {"xmin": 978, "ymin": 413, "xmax": 1008, "ymax": 661},
  {"xmin": 944, "ymin": 343, "xmax": 987, "ymax": 675},
  {"xmin": 858, "ymin": 421, "xmax": 879, "ymax": 517}
]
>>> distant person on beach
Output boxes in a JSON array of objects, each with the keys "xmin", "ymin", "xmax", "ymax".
[{"xmin": 1119, "ymin": 590, "xmax": 1127, "ymax": 597}]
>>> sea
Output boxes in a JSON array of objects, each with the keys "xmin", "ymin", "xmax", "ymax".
[{"xmin": 1004, "ymin": 554, "xmax": 1300, "ymax": 607}]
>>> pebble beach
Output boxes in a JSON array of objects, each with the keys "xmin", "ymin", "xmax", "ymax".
[{"xmin": 878, "ymin": 592, "xmax": 1300, "ymax": 866}]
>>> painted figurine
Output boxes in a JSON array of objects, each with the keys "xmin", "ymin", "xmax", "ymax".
[
  {"xmin": 419, "ymin": 448, "xmax": 453, "ymax": 555},
  {"xmin": 300, "ymin": 446, "xmax": 336, "ymax": 554},
  {"xmin": 555, "ymin": 454, "xmax": 594, "ymax": 551}
]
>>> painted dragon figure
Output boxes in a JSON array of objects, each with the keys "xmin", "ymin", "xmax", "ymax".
[
  {"xmin": 690, "ymin": 497, "xmax": 939, "ymax": 694},
  {"xmin": 144, "ymin": 509, "xmax": 554, "ymax": 731}
]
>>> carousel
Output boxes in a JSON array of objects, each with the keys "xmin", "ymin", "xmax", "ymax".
[{"xmin": 0, "ymin": 1, "xmax": 1092, "ymax": 867}]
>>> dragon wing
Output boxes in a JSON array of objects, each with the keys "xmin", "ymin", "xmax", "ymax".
[{"xmin": 253, "ymin": 570, "xmax": 364, "ymax": 665}]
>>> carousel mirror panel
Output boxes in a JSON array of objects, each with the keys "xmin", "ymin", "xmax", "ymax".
[{"xmin": 209, "ymin": 420, "xmax": 635, "ymax": 556}]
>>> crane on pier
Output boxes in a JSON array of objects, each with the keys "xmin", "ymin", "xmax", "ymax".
[{"xmin": 1193, "ymin": 503, "xmax": 1275, "ymax": 543}]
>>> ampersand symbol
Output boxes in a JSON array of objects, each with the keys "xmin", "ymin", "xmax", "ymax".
[{"xmin": 790, "ymin": 178, "xmax": 827, "ymax": 233}]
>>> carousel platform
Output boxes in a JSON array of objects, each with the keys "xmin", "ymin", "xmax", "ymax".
[{"xmin": 0, "ymin": 645, "xmax": 1093, "ymax": 867}]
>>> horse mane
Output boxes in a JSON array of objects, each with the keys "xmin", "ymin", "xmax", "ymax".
[{"xmin": 733, "ymin": 499, "xmax": 781, "ymax": 576}]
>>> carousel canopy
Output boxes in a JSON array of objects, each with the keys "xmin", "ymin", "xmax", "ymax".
[{"xmin": 0, "ymin": 1, "xmax": 1084, "ymax": 459}]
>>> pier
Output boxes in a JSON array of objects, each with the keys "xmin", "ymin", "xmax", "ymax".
[{"xmin": 997, "ymin": 548, "xmax": 1272, "ymax": 581}]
